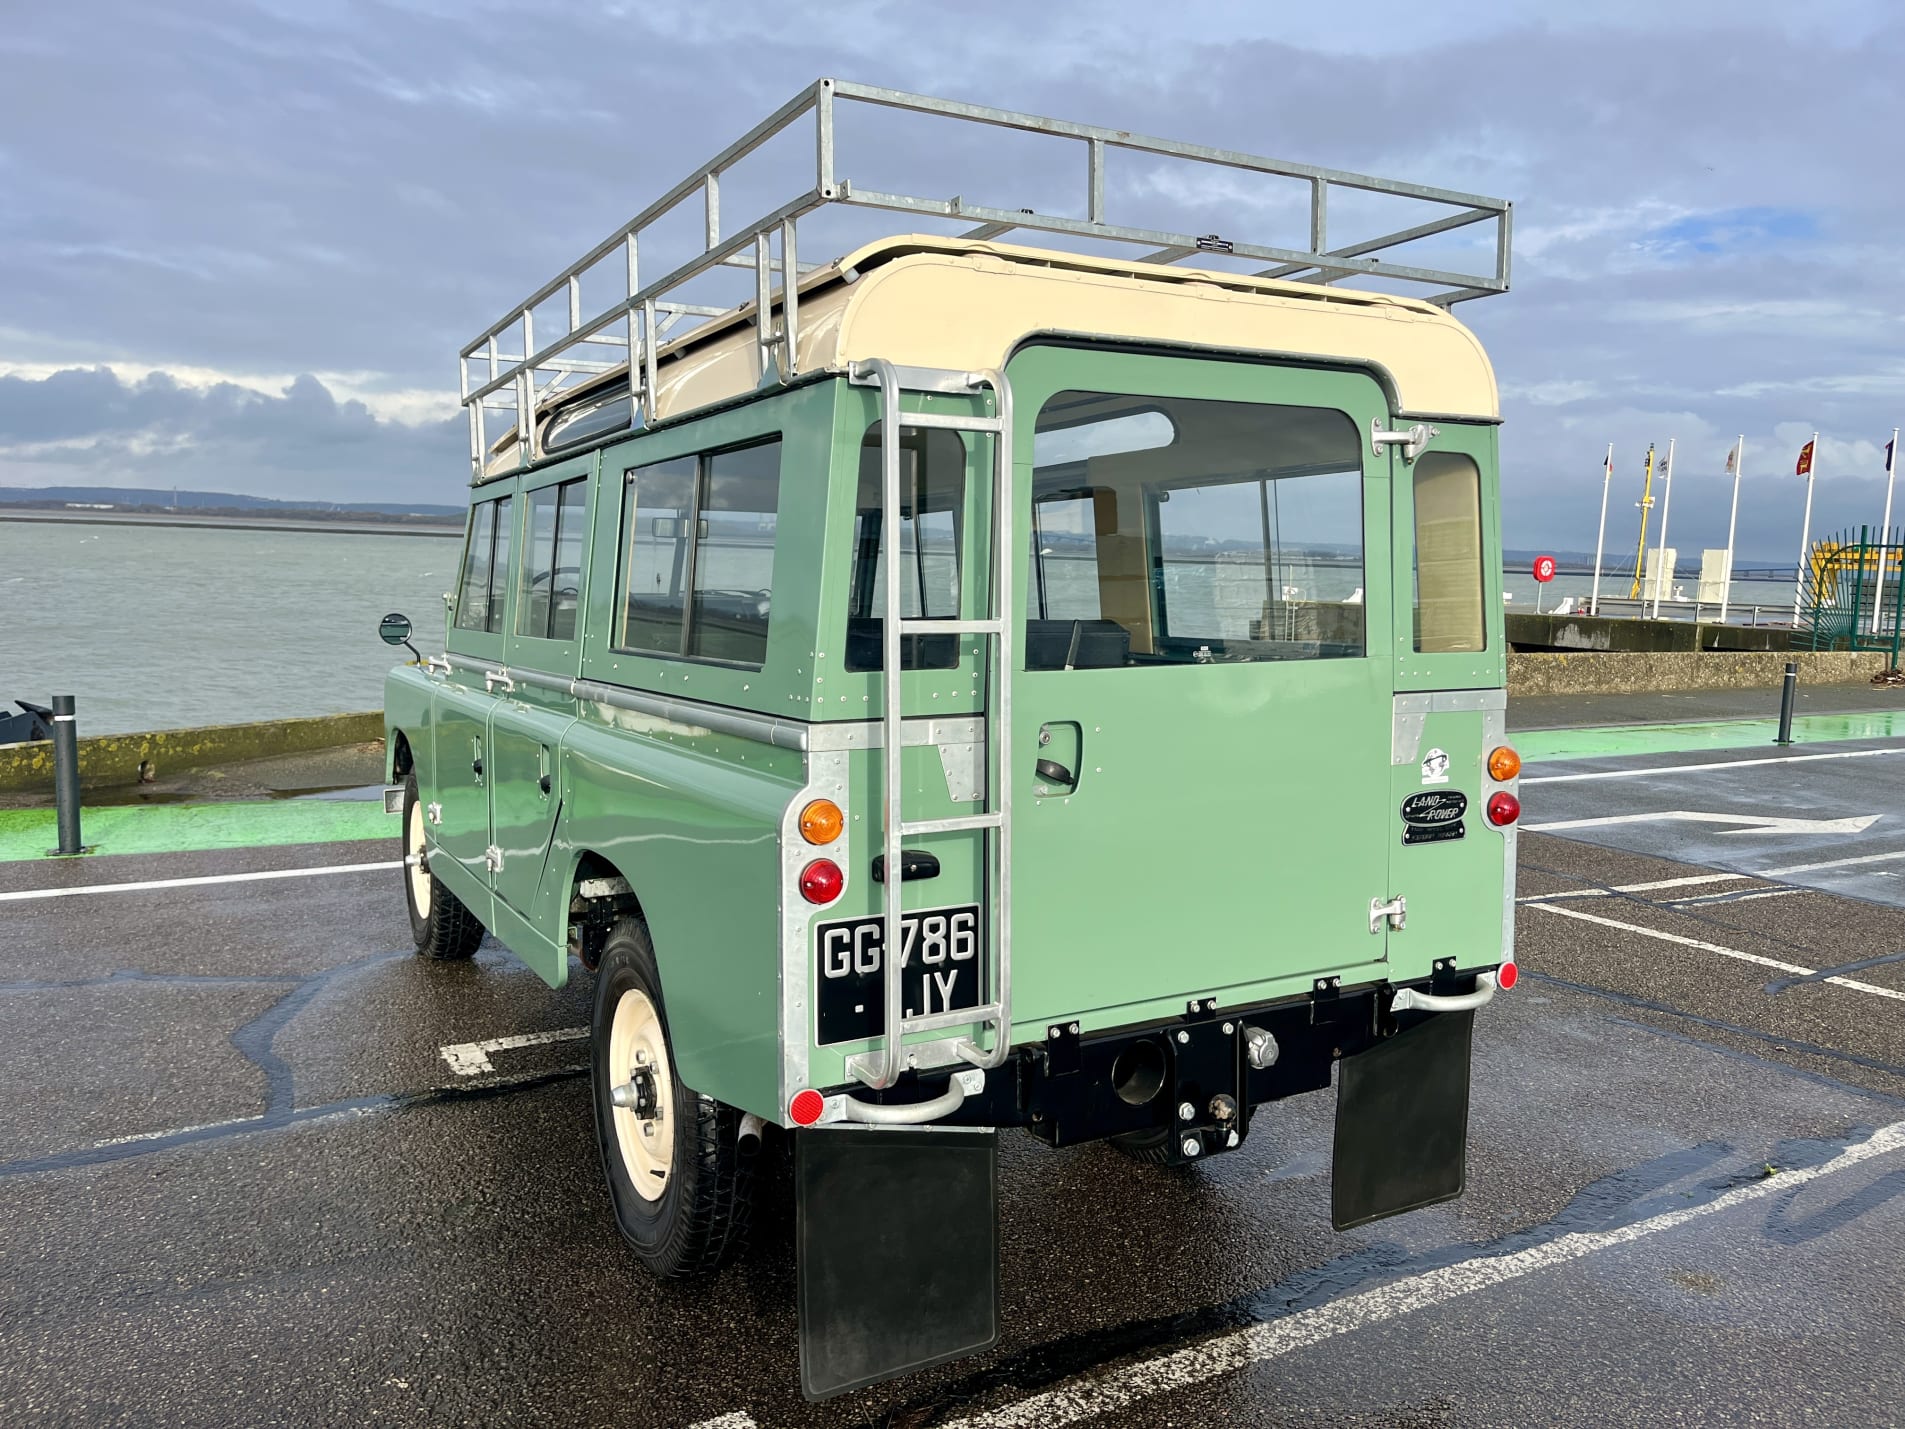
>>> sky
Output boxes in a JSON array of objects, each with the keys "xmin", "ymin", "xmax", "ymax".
[{"xmin": 3, "ymin": 0, "xmax": 1903, "ymax": 562}]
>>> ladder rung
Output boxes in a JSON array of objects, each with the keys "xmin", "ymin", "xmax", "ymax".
[
  {"xmin": 899, "ymin": 618, "xmax": 1004, "ymax": 636},
  {"xmin": 900, "ymin": 813, "xmax": 1003, "ymax": 835},
  {"xmin": 898, "ymin": 412, "xmax": 1003, "ymax": 434},
  {"xmin": 902, "ymin": 1003, "xmax": 1004, "ymax": 1036}
]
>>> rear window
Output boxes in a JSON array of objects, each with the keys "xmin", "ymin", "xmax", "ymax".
[{"xmin": 1028, "ymin": 391, "xmax": 1365, "ymax": 668}]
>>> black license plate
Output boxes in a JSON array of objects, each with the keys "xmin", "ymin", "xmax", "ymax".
[{"xmin": 815, "ymin": 905, "xmax": 983, "ymax": 1046}]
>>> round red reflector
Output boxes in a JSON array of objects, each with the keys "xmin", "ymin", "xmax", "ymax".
[
  {"xmin": 1487, "ymin": 791, "xmax": 1521, "ymax": 826},
  {"xmin": 1497, "ymin": 961, "xmax": 1519, "ymax": 991},
  {"xmin": 789, "ymin": 1089, "xmax": 825, "ymax": 1126},
  {"xmin": 798, "ymin": 858, "xmax": 843, "ymax": 905}
]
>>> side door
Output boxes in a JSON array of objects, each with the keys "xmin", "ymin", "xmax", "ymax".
[
  {"xmin": 1006, "ymin": 345, "xmax": 1396, "ymax": 1032},
  {"xmin": 490, "ymin": 460, "xmax": 591, "ymax": 935},
  {"xmin": 434, "ymin": 486, "xmax": 516, "ymax": 911},
  {"xmin": 1386, "ymin": 422, "xmax": 1511, "ymax": 983}
]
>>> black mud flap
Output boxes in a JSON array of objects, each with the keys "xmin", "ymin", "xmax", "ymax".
[
  {"xmin": 796, "ymin": 1126, "xmax": 999, "ymax": 1401},
  {"xmin": 1332, "ymin": 1010, "xmax": 1474, "ymax": 1231}
]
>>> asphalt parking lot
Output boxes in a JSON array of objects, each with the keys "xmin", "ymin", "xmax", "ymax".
[{"xmin": 5, "ymin": 737, "xmax": 1905, "ymax": 1427}]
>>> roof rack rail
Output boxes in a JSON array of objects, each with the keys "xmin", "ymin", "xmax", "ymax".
[{"xmin": 459, "ymin": 78, "xmax": 1512, "ymax": 479}]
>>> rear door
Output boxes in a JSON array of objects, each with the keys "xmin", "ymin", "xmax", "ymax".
[
  {"xmin": 1387, "ymin": 423, "xmax": 1510, "ymax": 982},
  {"xmin": 1007, "ymin": 345, "xmax": 1395, "ymax": 1032}
]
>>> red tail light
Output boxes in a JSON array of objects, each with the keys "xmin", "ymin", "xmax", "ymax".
[
  {"xmin": 798, "ymin": 858, "xmax": 844, "ymax": 904},
  {"xmin": 1497, "ymin": 961, "xmax": 1519, "ymax": 991},
  {"xmin": 1487, "ymin": 791, "xmax": 1521, "ymax": 826},
  {"xmin": 789, "ymin": 1089, "xmax": 826, "ymax": 1125}
]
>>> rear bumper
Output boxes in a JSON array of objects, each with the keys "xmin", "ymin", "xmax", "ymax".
[{"xmin": 815, "ymin": 967, "xmax": 1498, "ymax": 1162}]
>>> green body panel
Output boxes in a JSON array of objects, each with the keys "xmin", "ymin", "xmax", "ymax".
[{"xmin": 1387, "ymin": 706, "xmax": 1508, "ymax": 981}]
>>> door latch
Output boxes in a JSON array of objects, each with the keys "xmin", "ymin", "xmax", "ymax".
[
  {"xmin": 484, "ymin": 845, "xmax": 505, "ymax": 874},
  {"xmin": 1369, "ymin": 895, "xmax": 1407, "ymax": 934},
  {"xmin": 1371, "ymin": 420, "xmax": 1437, "ymax": 463}
]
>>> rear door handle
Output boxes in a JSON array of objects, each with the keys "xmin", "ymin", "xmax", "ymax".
[{"xmin": 1035, "ymin": 757, "xmax": 1075, "ymax": 788}]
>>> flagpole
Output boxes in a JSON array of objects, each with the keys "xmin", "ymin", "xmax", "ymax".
[
  {"xmin": 1872, "ymin": 427, "xmax": 1899, "ymax": 639},
  {"xmin": 1650, "ymin": 436, "xmax": 1676, "ymax": 618},
  {"xmin": 1793, "ymin": 431, "xmax": 1818, "ymax": 625},
  {"xmin": 1719, "ymin": 435, "xmax": 1744, "ymax": 624},
  {"xmin": 1591, "ymin": 442, "xmax": 1613, "ymax": 616}
]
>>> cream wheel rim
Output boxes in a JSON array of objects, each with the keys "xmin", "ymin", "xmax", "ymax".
[
  {"xmin": 406, "ymin": 799, "xmax": 432, "ymax": 918},
  {"xmin": 608, "ymin": 987, "xmax": 674, "ymax": 1201}
]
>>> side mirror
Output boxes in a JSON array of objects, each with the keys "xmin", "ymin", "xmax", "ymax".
[{"xmin": 379, "ymin": 612, "xmax": 422, "ymax": 663}]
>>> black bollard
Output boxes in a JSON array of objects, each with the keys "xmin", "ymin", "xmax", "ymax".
[
  {"xmin": 50, "ymin": 693, "xmax": 82, "ymax": 856},
  {"xmin": 1774, "ymin": 662, "xmax": 1798, "ymax": 746}
]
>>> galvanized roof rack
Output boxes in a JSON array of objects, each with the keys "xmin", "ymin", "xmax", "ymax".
[{"xmin": 459, "ymin": 78, "xmax": 1513, "ymax": 479}]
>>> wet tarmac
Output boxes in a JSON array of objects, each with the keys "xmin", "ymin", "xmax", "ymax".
[{"xmin": 5, "ymin": 743, "xmax": 1905, "ymax": 1426}]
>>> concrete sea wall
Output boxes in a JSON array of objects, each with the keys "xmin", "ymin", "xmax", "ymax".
[
  {"xmin": 1505, "ymin": 650, "xmax": 1887, "ymax": 698},
  {"xmin": 0, "ymin": 711, "xmax": 384, "ymax": 794}
]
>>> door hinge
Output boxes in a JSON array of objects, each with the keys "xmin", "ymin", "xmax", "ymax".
[
  {"xmin": 484, "ymin": 845, "xmax": 505, "ymax": 874},
  {"xmin": 1369, "ymin": 895, "xmax": 1407, "ymax": 934},
  {"xmin": 1371, "ymin": 420, "xmax": 1437, "ymax": 462}
]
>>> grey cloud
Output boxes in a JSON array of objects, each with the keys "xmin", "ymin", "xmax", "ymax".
[{"xmin": 2, "ymin": 0, "xmax": 1903, "ymax": 557}]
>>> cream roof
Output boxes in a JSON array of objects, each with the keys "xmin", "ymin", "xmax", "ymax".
[{"xmin": 513, "ymin": 235, "xmax": 1498, "ymax": 470}]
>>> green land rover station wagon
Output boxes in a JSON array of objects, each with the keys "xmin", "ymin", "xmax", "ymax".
[{"xmin": 382, "ymin": 80, "xmax": 1521, "ymax": 1398}]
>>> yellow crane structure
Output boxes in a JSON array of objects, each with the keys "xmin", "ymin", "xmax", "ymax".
[{"xmin": 1628, "ymin": 443, "xmax": 1657, "ymax": 600}]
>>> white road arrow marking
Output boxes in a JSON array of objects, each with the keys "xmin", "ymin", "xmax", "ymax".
[{"xmin": 1524, "ymin": 810, "xmax": 1880, "ymax": 837}]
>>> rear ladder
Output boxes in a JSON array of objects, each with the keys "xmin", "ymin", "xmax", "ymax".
[{"xmin": 846, "ymin": 359, "xmax": 1013, "ymax": 1090}]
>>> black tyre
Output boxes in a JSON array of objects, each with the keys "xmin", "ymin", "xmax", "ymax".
[
  {"xmin": 1110, "ymin": 1126, "xmax": 1178, "ymax": 1165},
  {"xmin": 400, "ymin": 772, "xmax": 484, "ymax": 961},
  {"xmin": 591, "ymin": 916, "xmax": 753, "ymax": 1277}
]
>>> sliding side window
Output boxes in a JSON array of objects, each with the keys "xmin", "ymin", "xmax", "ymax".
[
  {"xmin": 615, "ymin": 439, "xmax": 783, "ymax": 668},
  {"xmin": 454, "ymin": 495, "xmax": 513, "ymax": 634}
]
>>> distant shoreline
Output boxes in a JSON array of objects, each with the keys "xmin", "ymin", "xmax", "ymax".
[{"xmin": 0, "ymin": 508, "xmax": 464, "ymax": 539}]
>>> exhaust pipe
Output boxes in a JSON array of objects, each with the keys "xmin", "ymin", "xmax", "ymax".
[{"xmin": 737, "ymin": 1111, "xmax": 767, "ymax": 1150}]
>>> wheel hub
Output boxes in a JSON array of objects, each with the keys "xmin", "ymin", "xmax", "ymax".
[{"xmin": 606, "ymin": 988, "xmax": 673, "ymax": 1199}]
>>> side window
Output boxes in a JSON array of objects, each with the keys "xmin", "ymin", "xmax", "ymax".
[
  {"xmin": 1028, "ymin": 390, "xmax": 1365, "ymax": 667},
  {"xmin": 1412, "ymin": 452, "xmax": 1486, "ymax": 654},
  {"xmin": 845, "ymin": 424, "xmax": 966, "ymax": 672},
  {"xmin": 615, "ymin": 439, "xmax": 782, "ymax": 668},
  {"xmin": 518, "ymin": 477, "xmax": 588, "ymax": 642},
  {"xmin": 453, "ymin": 496, "xmax": 513, "ymax": 634},
  {"xmin": 618, "ymin": 457, "xmax": 697, "ymax": 655},
  {"xmin": 690, "ymin": 441, "xmax": 781, "ymax": 665}
]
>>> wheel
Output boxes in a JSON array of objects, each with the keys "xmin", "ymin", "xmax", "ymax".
[
  {"xmin": 401, "ymin": 772, "xmax": 484, "ymax": 960},
  {"xmin": 591, "ymin": 916, "xmax": 753, "ymax": 1277}
]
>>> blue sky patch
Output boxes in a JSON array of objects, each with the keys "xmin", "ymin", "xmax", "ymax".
[{"xmin": 1648, "ymin": 206, "xmax": 1819, "ymax": 255}]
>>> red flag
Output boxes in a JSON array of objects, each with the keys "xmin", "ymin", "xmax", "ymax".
[
  {"xmin": 1796, "ymin": 439, "xmax": 1815, "ymax": 476},
  {"xmin": 1725, "ymin": 443, "xmax": 1737, "ymax": 474}
]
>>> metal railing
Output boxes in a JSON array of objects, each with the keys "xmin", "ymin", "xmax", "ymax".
[{"xmin": 458, "ymin": 78, "xmax": 1513, "ymax": 480}]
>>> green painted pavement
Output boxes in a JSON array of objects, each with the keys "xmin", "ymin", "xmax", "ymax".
[
  {"xmin": 1516, "ymin": 709, "xmax": 1905, "ymax": 763},
  {"xmin": 0, "ymin": 799, "xmax": 393, "ymax": 863}
]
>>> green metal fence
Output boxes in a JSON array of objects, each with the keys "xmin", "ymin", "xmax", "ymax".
[{"xmin": 1799, "ymin": 526, "xmax": 1905, "ymax": 665}]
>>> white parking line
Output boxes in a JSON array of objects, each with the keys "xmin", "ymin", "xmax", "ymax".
[
  {"xmin": 1523, "ymin": 746, "xmax": 1905, "ymax": 785},
  {"xmin": 440, "ymin": 1027, "xmax": 590, "ymax": 1076},
  {"xmin": 1760, "ymin": 849, "xmax": 1905, "ymax": 877},
  {"xmin": 682, "ymin": 1121, "xmax": 1905, "ymax": 1429},
  {"xmin": 1518, "ymin": 872, "xmax": 1751, "ymax": 903},
  {"xmin": 1528, "ymin": 902, "xmax": 1905, "ymax": 1002},
  {"xmin": 0, "ymin": 860, "xmax": 401, "ymax": 903}
]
